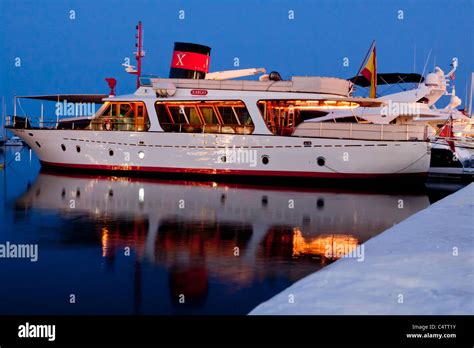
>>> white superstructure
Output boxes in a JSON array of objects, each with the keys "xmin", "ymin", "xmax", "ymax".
[{"xmin": 302, "ymin": 58, "xmax": 474, "ymax": 179}]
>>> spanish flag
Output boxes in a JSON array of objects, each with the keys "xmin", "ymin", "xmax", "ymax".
[{"xmin": 361, "ymin": 45, "xmax": 377, "ymax": 98}]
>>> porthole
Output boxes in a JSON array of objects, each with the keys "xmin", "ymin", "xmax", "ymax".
[
  {"xmin": 317, "ymin": 198, "xmax": 325, "ymax": 209},
  {"xmin": 76, "ymin": 145, "xmax": 81, "ymax": 153},
  {"xmin": 221, "ymin": 155, "xmax": 227, "ymax": 163},
  {"xmin": 317, "ymin": 156, "xmax": 326, "ymax": 166},
  {"xmin": 261, "ymin": 195, "xmax": 268, "ymax": 206},
  {"xmin": 109, "ymin": 149, "xmax": 114, "ymax": 156},
  {"xmin": 61, "ymin": 144, "xmax": 66, "ymax": 152},
  {"xmin": 35, "ymin": 141, "xmax": 41, "ymax": 148},
  {"xmin": 262, "ymin": 155, "xmax": 269, "ymax": 165},
  {"xmin": 109, "ymin": 189, "xmax": 114, "ymax": 197},
  {"xmin": 138, "ymin": 151, "xmax": 145, "ymax": 159},
  {"xmin": 61, "ymin": 188, "xmax": 66, "ymax": 198},
  {"xmin": 76, "ymin": 188, "xmax": 81, "ymax": 197}
]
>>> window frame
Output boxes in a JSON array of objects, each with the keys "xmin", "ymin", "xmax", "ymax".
[
  {"xmin": 93, "ymin": 101, "xmax": 150, "ymax": 131},
  {"xmin": 154, "ymin": 100, "xmax": 254, "ymax": 134}
]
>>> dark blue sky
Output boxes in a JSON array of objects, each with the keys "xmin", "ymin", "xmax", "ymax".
[{"xmin": 1, "ymin": 0, "xmax": 473, "ymax": 113}]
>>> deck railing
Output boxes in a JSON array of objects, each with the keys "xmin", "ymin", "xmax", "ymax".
[
  {"xmin": 6, "ymin": 115, "xmax": 150, "ymax": 132},
  {"xmin": 6, "ymin": 115, "xmax": 429, "ymax": 141},
  {"xmin": 5, "ymin": 116, "xmax": 254, "ymax": 134},
  {"xmin": 293, "ymin": 122, "xmax": 429, "ymax": 141}
]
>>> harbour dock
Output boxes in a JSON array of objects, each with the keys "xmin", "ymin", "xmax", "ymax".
[{"xmin": 250, "ymin": 183, "xmax": 474, "ymax": 315}]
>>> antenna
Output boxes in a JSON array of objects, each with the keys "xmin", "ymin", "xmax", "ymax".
[
  {"xmin": 135, "ymin": 21, "xmax": 144, "ymax": 89},
  {"xmin": 413, "ymin": 44, "xmax": 416, "ymax": 73},
  {"xmin": 469, "ymin": 72, "xmax": 473, "ymax": 117},
  {"xmin": 421, "ymin": 49, "xmax": 431, "ymax": 76},
  {"xmin": 465, "ymin": 82, "xmax": 468, "ymax": 111},
  {"xmin": 418, "ymin": 49, "xmax": 431, "ymax": 87},
  {"xmin": 123, "ymin": 21, "xmax": 145, "ymax": 89}
]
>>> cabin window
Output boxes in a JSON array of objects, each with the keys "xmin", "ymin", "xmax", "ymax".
[
  {"xmin": 119, "ymin": 103, "xmax": 132, "ymax": 117},
  {"xmin": 93, "ymin": 101, "xmax": 150, "ymax": 131},
  {"xmin": 168, "ymin": 106, "xmax": 194, "ymax": 124},
  {"xmin": 101, "ymin": 103, "xmax": 117, "ymax": 117},
  {"xmin": 257, "ymin": 100, "xmax": 300, "ymax": 135},
  {"xmin": 199, "ymin": 106, "xmax": 219, "ymax": 125},
  {"xmin": 218, "ymin": 106, "xmax": 239, "ymax": 125},
  {"xmin": 234, "ymin": 107, "xmax": 253, "ymax": 126},
  {"xmin": 154, "ymin": 101, "xmax": 254, "ymax": 134},
  {"xmin": 137, "ymin": 104, "xmax": 145, "ymax": 118},
  {"xmin": 257, "ymin": 100, "xmax": 357, "ymax": 135}
]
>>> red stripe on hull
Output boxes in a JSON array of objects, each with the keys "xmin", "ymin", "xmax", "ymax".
[{"xmin": 40, "ymin": 161, "xmax": 428, "ymax": 179}]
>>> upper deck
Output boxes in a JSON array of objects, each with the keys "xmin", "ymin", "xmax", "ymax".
[{"xmin": 149, "ymin": 76, "xmax": 353, "ymax": 97}]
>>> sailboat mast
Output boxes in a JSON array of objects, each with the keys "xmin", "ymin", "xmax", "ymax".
[{"xmin": 1, "ymin": 96, "xmax": 6, "ymax": 141}]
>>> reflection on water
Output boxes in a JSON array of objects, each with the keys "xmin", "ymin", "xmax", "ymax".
[
  {"xmin": 0, "ymin": 167, "xmax": 439, "ymax": 315},
  {"xmin": 291, "ymin": 230, "xmax": 358, "ymax": 259},
  {"xmin": 3, "ymin": 148, "xmax": 457, "ymax": 314}
]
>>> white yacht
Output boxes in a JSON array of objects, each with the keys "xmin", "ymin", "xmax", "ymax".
[
  {"xmin": 303, "ymin": 58, "xmax": 474, "ymax": 180},
  {"xmin": 6, "ymin": 42, "xmax": 431, "ymax": 180}
]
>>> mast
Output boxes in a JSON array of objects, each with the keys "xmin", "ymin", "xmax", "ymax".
[
  {"xmin": 1, "ymin": 96, "xmax": 5, "ymax": 141},
  {"xmin": 135, "ymin": 21, "xmax": 144, "ymax": 89}
]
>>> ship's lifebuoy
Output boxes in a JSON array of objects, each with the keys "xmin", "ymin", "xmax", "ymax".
[{"xmin": 103, "ymin": 119, "xmax": 113, "ymax": 131}]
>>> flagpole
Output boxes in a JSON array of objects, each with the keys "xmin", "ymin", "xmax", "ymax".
[{"xmin": 352, "ymin": 40, "xmax": 376, "ymax": 87}]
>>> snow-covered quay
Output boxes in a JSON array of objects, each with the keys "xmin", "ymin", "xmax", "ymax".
[{"xmin": 250, "ymin": 184, "xmax": 474, "ymax": 315}]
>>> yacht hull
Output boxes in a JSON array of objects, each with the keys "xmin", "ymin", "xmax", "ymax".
[{"xmin": 12, "ymin": 129, "xmax": 431, "ymax": 179}]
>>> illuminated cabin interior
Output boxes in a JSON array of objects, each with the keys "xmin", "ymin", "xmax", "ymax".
[
  {"xmin": 86, "ymin": 99, "xmax": 361, "ymax": 135},
  {"xmin": 257, "ymin": 100, "xmax": 360, "ymax": 136},
  {"xmin": 155, "ymin": 100, "xmax": 255, "ymax": 134},
  {"xmin": 92, "ymin": 101, "xmax": 150, "ymax": 131}
]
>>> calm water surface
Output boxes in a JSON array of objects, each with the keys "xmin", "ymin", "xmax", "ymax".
[{"xmin": 0, "ymin": 147, "xmax": 461, "ymax": 314}]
